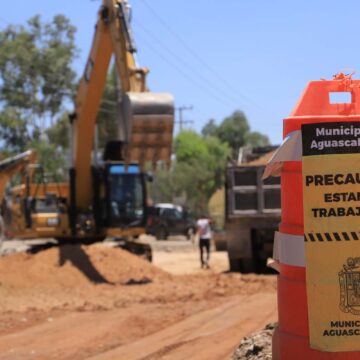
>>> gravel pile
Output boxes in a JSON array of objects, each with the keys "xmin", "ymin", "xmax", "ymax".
[{"xmin": 231, "ymin": 323, "xmax": 276, "ymax": 360}]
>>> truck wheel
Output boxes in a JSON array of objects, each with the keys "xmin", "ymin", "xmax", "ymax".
[
  {"xmin": 156, "ymin": 227, "xmax": 167, "ymax": 240},
  {"xmin": 229, "ymin": 258, "xmax": 255, "ymax": 273},
  {"xmin": 239, "ymin": 258, "xmax": 256, "ymax": 273}
]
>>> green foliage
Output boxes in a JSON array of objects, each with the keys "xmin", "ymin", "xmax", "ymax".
[
  {"xmin": 149, "ymin": 161, "xmax": 213, "ymax": 214},
  {"xmin": 204, "ymin": 136, "xmax": 230, "ymax": 191},
  {"xmin": 46, "ymin": 65, "xmax": 120, "ymax": 153},
  {"xmin": 46, "ymin": 112, "xmax": 70, "ymax": 149},
  {"xmin": 172, "ymin": 161, "xmax": 214, "ymax": 213},
  {"xmin": 215, "ymin": 110, "xmax": 250, "ymax": 157},
  {"xmin": 0, "ymin": 15, "xmax": 77, "ymax": 157},
  {"xmin": 0, "ymin": 108, "xmax": 30, "ymax": 152},
  {"xmin": 244, "ymin": 131, "xmax": 270, "ymax": 147},
  {"xmin": 149, "ymin": 131, "xmax": 230, "ymax": 214},
  {"xmin": 201, "ymin": 118, "xmax": 217, "ymax": 137},
  {"xmin": 175, "ymin": 130, "xmax": 208, "ymax": 163},
  {"xmin": 175, "ymin": 131, "xmax": 229, "ymax": 194},
  {"xmin": 96, "ymin": 66, "xmax": 118, "ymax": 148},
  {"xmin": 30, "ymin": 140, "xmax": 67, "ymax": 181},
  {"xmin": 201, "ymin": 110, "xmax": 270, "ymax": 156}
]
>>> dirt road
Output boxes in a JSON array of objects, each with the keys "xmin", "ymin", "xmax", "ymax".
[
  {"xmin": 0, "ymin": 239, "xmax": 277, "ymax": 360},
  {"xmin": 90, "ymin": 293, "xmax": 276, "ymax": 360}
]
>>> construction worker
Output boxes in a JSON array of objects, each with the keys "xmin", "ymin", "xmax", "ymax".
[{"xmin": 196, "ymin": 214, "xmax": 212, "ymax": 268}]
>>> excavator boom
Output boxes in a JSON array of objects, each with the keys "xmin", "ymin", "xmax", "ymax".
[{"xmin": 72, "ymin": 0, "xmax": 174, "ymax": 210}]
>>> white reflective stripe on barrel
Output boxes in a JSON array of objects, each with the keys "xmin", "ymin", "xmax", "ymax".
[{"xmin": 273, "ymin": 231, "xmax": 305, "ymax": 267}]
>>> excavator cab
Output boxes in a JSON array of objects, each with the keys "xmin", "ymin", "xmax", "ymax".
[
  {"xmin": 105, "ymin": 163, "xmax": 146, "ymax": 227},
  {"xmin": 90, "ymin": 141, "xmax": 149, "ymax": 234}
]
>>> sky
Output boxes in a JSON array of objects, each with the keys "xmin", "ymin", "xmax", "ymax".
[{"xmin": 1, "ymin": 0, "xmax": 360, "ymax": 145}]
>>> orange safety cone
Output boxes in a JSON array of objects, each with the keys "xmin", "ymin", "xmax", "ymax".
[{"xmin": 272, "ymin": 73, "xmax": 360, "ymax": 359}]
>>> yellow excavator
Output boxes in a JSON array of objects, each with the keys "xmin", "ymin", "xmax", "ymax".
[{"xmin": 1, "ymin": 0, "xmax": 174, "ymax": 254}]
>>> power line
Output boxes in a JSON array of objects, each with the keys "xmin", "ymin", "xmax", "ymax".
[
  {"xmin": 136, "ymin": 32, "xmax": 240, "ymax": 109},
  {"xmin": 141, "ymin": 0, "xmax": 267, "ymax": 113},
  {"xmin": 134, "ymin": 19, "xmax": 246, "ymax": 108}
]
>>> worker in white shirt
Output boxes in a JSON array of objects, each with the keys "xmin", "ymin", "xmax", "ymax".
[{"xmin": 196, "ymin": 215, "xmax": 213, "ymax": 268}]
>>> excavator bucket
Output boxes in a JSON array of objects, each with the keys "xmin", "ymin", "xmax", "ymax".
[{"xmin": 121, "ymin": 92, "xmax": 174, "ymax": 168}]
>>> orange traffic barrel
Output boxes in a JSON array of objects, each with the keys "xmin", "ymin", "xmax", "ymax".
[{"xmin": 272, "ymin": 73, "xmax": 360, "ymax": 359}]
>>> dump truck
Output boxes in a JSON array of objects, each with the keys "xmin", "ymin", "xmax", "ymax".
[
  {"xmin": 225, "ymin": 147, "xmax": 281, "ymax": 272},
  {"xmin": 0, "ymin": 0, "xmax": 174, "ymax": 257}
]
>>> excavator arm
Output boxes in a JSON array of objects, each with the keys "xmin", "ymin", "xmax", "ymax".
[{"xmin": 71, "ymin": 0, "xmax": 174, "ymax": 210}]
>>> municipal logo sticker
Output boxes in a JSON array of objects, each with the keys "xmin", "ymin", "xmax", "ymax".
[{"xmin": 339, "ymin": 258, "xmax": 360, "ymax": 315}]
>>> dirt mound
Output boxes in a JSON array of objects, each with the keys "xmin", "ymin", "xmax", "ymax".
[
  {"xmin": 0, "ymin": 242, "xmax": 276, "ymax": 319},
  {"xmin": 0, "ymin": 244, "xmax": 172, "ymax": 311},
  {"xmin": 0, "ymin": 244, "xmax": 170, "ymax": 286}
]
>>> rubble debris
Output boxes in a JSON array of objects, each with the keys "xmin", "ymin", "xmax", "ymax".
[{"xmin": 231, "ymin": 323, "xmax": 276, "ymax": 360}]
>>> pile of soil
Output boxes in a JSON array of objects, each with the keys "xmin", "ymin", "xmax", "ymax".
[
  {"xmin": 0, "ymin": 244, "xmax": 276, "ymax": 313},
  {"xmin": 231, "ymin": 323, "xmax": 276, "ymax": 360},
  {"xmin": 0, "ymin": 244, "xmax": 171, "ymax": 312},
  {"xmin": 0, "ymin": 244, "xmax": 170, "ymax": 286}
]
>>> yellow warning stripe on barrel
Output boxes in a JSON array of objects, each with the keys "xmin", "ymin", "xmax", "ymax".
[{"xmin": 304, "ymin": 232, "xmax": 360, "ymax": 242}]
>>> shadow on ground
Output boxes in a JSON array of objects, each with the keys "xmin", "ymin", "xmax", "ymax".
[{"xmin": 58, "ymin": 244, "xmax": 114, "ymax": 284}]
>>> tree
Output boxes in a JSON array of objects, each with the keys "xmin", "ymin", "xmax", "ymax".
[
  {"xmin": 204, "ymin": 136, "xmax": 230, "ymax": 191},
  {"xmin": 46, "ymin": 112, "xmax": 70, "ymax": 149},
  {"xmin": 0, "ymin": 15, "xmax": 78, "ymax": 152},
  {"xmin": 0, "ymin": 108, "xmax": 30, "ymax": 153},
  {"xmin": 175, "ymin": 130, "xmax": 208, "ymax": 163},
  {"xmin": 215, "ymin": 110, "xmax": 250, "ymax": 157},
  {"xmin": 244, "ymin": 131, "xmax": 270, "ymax": 147},
  {"xmin": 201, "ymin": 118, "xmax": 217, "ymax": 137},
  {"xmin": 46, "ymin": 64, "xmax": 120, "ymax": 155},
  {"xmin": 206, "ymin": 110, "xmax": 271, "ymax": 157},
  {"xmin": 149, "ymin": 160, "xmax": 214, "ymax": 214},
  {"xmin": 149, "ymin": 131, "xmax": 230, "ymax": 214},
  {"xmin": 30, "ymin": 139, "xmax": 68, "ymax": 181},
  {"xmin": 96, "ymin": 66, "xmax": 118, "ymax": 148}
]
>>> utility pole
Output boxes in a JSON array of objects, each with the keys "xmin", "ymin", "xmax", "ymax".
[{"xmin": 176, "ymin": 105, "xmax": 194, "ymax": 131}]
